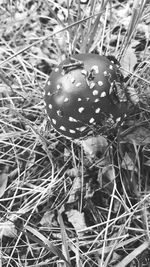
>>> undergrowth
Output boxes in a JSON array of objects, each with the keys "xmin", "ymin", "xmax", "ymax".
[{"xmin": 0, "ymin": 0, "xmax": 150, "ymax": 266}]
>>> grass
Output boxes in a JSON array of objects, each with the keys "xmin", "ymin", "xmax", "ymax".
[{"xmin": 0, "ymin": 0, "xmax": 150, "ymax": 266}]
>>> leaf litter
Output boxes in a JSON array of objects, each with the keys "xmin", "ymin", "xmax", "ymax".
[{"xmin": 0, "ymin": 0, "xmax": 150, "ymax": 266}]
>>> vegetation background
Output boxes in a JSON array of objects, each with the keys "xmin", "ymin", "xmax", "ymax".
[{"xmin": 0, "ymin": 0, "xmax": 150, "ymax": 266}]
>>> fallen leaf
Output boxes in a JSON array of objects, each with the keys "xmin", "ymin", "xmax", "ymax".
[
  {"xmin": 40, "ymin": 211, "xmax": 58, "ymax": 227},
  {"xmin": 0, "ymin": 221, "xmax": 17, "ymax": 238},
  {"xmin": 122, "ymin": 127, "xmax": 150, "ymax": 145},
  {"xmin": 121, "ymin": 43, "xmax": 138, "ymax": 75},
  {"xmin": 82, "ymin": 135, "xmax": 108, "ymax": 159},
  {"xmin": 67, "ymin": 177, "xmax": 81, "ymax": 204},
  {"xmin": 98, "ymin": 165, "xmax": 116, "ymax": 189},
  {"xmin": 66, "ymin": 210, "xmax": 87, "ymax": 235},
  {"xmin": 121, "ymin": 152, "xmax": 137, "ymax": 171}
]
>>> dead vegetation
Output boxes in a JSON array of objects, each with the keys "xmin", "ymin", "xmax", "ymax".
[{"xmin": 0, "ymin": 0, "xmax": 150, "ymax": 266}]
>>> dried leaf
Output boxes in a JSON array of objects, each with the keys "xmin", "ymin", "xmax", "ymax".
[
  {"xmin": 121, "ymin": 43, "xmax": 138, "ymax": 74},
  {"xmin": 98, "ymin": 165, "xmax": 116, "ymax": 187},
  {"xmin": 67, "ymin": 177, "xmax": 81, "ymax": 204},
  {"xmin": 40, "ymin": 211, "xmax": 58, "ymax": 227},
  {"xmin": 122, "ymin": 127, "xmax": 150, "ymax": 145},
  {"xmin": 0, "ymin": 221, "xmax": 17, "ymax": 238},
  {"xmin": 121, "ymin": 152, "xmax": 137, "ymax": 171},
  {"xmin": 66, "ymin": 210, "xmax": 86, "ymax": 234},
  {"xmin": 82, "ymin": 135, "xmax": 108, "ymax": 159}
]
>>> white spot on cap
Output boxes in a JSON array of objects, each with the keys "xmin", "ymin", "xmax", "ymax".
[
  {"xmin": 95, "ymin": 108, "xmax": 100, "ymax": 113},
  {"xmin": 116, "ymin": 117, "xmax": 121, "ymax": 123},
  {"xmin": 89, "ymin": 82, "xmax": 95, "ymax": 89},
  {"xmin": 78, "ymin": 107, "xmax": 84, "ymax": 113},
  {"xmin": 94, "ymin": 98, "xmax": 100, "ymax": 102},
  {"xmin": 93, "ymin": 90, "xmax": 98, "ymax": 96},
  {"xmin": 98, "ymin": 81, "xmax": 103, "ymax": 86},
  {"xmin": 81, "ymin": 69, "xmax": 87, "ymax": 76},
  {"xmin": 55, "ymin": 68, "xmax": 59, "ymax": 72},
  {"xmin": 78, "ymin": 98, "xmax": 82, "ymax": 101},
  {"xmin": 43, "ymin": 102, "xmax": 46, "ymax": 107},
  {"xmin": 49, "ymin": 104, "xmax": 52, "ymax": 109},
  {"xmin": 76, "ymin": 82, "xmax": 82, "ymax": 87},
  {"xmin": 91, "ymin": 65, "xmax": 99, "ymax": 73},
  {"xmin": 64, "ymin": 97, "xmax": 69, "ymax": 103},
  {"xmin": 71, "ymin": 77, "xmax": 75, "ymax": 83},
  {"xmin": 69, "ymin": 129, "xmax": 76, "ymax": 134},
  {"xmin": 111, "ymin": 60, "xmax": 114, "ymax": 64},
  {"xmin": 103, "ymin": 71, "xmax": 107, "ymax": 76},
  {"xmin": 57, "ymin": 110, "xmax": 63, "ymax": 117},
  {"xmin": 57, "ymin": 84, "xmax": 61, "ymax": 90},
  {"xmin": 47, "ymin": 92, "xmax": 51, "ymax": 96},
  {"xmin": 52, "ymin": 118, "xmax": 56, "ymax": 125},
  {"xmin": 109, "ymin": 65, "xmax": 113, "ymax": 70},
  {"xmin": 77, "ymin": 126, "xmax": 86, "ymax": 132},
  {"xmin": 86, "ymin": 97, "xmax": 90, "ymax": 101},
  {"xmin": 89, "ymin": 118, "xmax": 95, "ymax": 123},
  {"xmin": 60, "ymin": 126, "xmax": 66, "ymax": 131},
  {"xmin": 47, "ymin": 80, "xmax": 51, "ymax": 86},
  {"xmin": 69, "ymin": 117, "xmax": 77, "ymax": 122},
  {"xmin": 100, "ymin": 91, "xmax": 106, "ymax": 97}
]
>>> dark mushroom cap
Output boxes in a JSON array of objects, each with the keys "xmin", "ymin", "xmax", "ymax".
[{"xmin": 44, "ymin": 53, "xmax": 128, "ymax": 139}]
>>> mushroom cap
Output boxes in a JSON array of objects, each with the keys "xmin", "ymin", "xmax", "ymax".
[{"xmin": 44, "ymin": 53, "xmax": 128, "ymax": 139}]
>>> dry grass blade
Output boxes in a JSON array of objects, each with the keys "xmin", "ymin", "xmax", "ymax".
[
  {"xmin": 119, "ymin": 0, "xmax": 148, "ymax": 60},
  {"xmin": 25, "ymin": 225, "xmax": 71, "ymax": 267},
  {"xmin": 0, "ymin": 12, "xmax": 102, "ymax": 67},
  {"xmin": 115, "ymin": 240, "xmax": 150, "ymax": 267},
  {"xmin": 80, "ymin": 0, "xmax": 108, "ymax": 53},
  {"xmin": 58, "ymin": 211, "xmax": 71, "ymax": 266},
  {"xmin": 1, "ymin": 1, "xmax": 150, "ymax": 266}
]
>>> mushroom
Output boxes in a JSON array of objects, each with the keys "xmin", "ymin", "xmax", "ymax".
[{"xmin": 44, "ymin": 53, "xmax": 130, "ymax": 140}]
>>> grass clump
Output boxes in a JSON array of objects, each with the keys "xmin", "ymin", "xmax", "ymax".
[{"xmin": 0, "ymin": 0, "xmax": 150, "ymax": 266}]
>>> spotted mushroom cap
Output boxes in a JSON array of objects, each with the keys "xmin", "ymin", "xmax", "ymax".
[{"xmin": 44, "ymin": 53, "xmax": 128, "ymax": 139}]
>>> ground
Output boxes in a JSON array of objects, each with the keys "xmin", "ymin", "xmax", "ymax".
[{"xmin": 0, "ymin": 1, "xmax": 150, "ymax": 266}]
